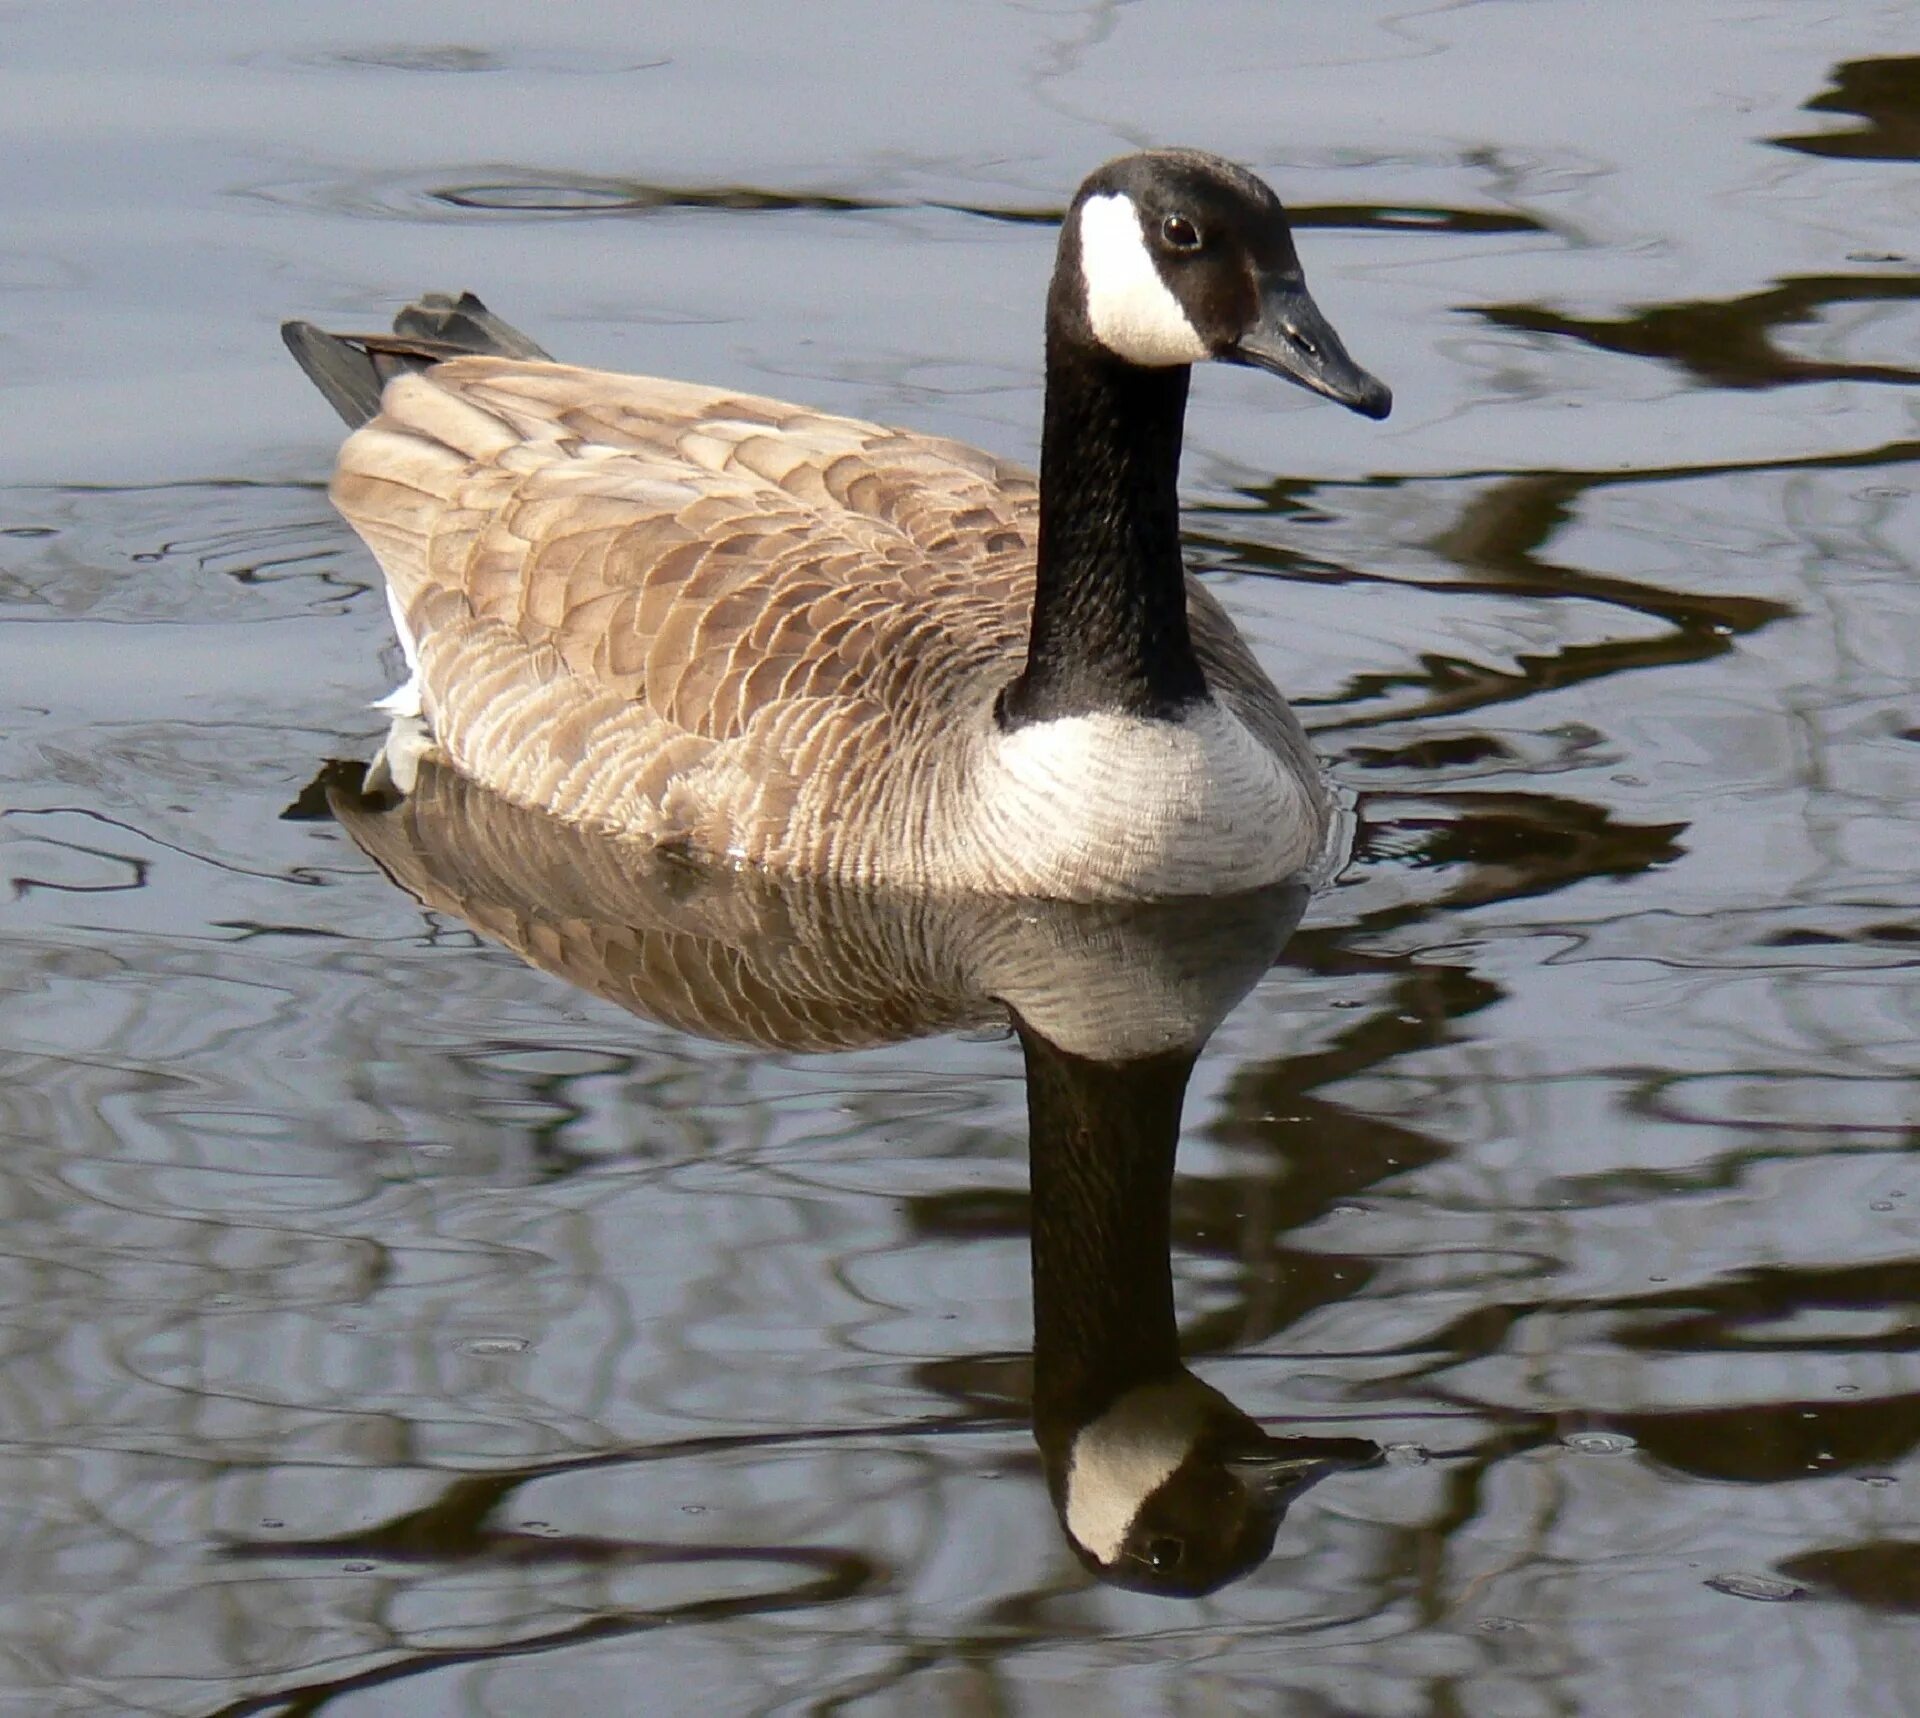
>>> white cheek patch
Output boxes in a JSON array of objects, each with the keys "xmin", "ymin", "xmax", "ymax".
[
  {"xmin": 1078, "ymin": 193, "xmax": 1210, "ymax": 367},
  {"xmin": 1063, "ymin": 1382, "xmax": 1210, "ymax": 1565}
]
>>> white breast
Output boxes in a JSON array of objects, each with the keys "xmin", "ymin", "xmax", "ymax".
[{"xmin": 967, "ymin": 701, "xmax": 1327, "ymax": 900}]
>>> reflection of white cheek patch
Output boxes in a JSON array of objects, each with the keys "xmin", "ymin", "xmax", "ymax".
[
  {"xmin": 1064, "ymin": 1383, "xmax": 1208, "ymax": 1565},
  {"xmin": 1079, "ymin": 194, "xmax": 1209, "ymax": 366}
]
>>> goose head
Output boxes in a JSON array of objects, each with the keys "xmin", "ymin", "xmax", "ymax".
[
  {"xmin": 1051, "ymin": 148, "xmax": 1391, "ymax": 419},
  {"xmin": 1050, "ymin": 1373, "xmax": 1381, "ymax": 1597}
]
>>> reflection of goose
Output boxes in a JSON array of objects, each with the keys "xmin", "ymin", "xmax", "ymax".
[
  {"xmin": 329, "ymin": 762, "xmax": 1379, "ymax": 1592},
  {"xmin": 1021, "ymin": 1030, "xmax": 1377, "ymax": 1595},
  {"xmin": 287, "ymin": 149, "xmax": 1388, "ymax": 901}
]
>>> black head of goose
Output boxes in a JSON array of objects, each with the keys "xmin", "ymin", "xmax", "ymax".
[
  {"xmin": 285, "ymin": 150, "xmax": 1390, "ymax": 901},
  {"xmin": 1008, "ymin": 149, "xmax": 1389, "ymax": 730}
]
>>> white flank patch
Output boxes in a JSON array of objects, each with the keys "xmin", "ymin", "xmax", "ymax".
[
  {"xmin": 1078, "ymin": 193, "xmax": 1209, "ymax": 367},
  {"xmin": 1064, "ymin": 1383, "xmax": 1209, "ymax": 1565},
  {"xmin": 366, "ymin": 712, "xmax": 432, "ymax": 798},
  {"xmin": 974, "ymin": 702, "xmax": 1326, "ymax": 900},
  {"xmin": 373, "ymin": 582, "xmax": 423, "ymax": 718}
]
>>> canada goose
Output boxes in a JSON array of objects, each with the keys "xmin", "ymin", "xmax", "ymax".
[
  {"xmin": 287, "ymin": 149, "xmax": 1390, "ymax": 901},
  {"xmin": 327, "ymin": 761, "xmax": 1379, "ymax": 1592}
]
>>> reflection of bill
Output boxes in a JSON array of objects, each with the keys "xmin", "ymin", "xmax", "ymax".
[{"xmin": 328, "ymin": 759, "xmax": 1381, "ymax": 1593}]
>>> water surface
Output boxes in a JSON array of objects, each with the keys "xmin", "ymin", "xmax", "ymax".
[{"xmin": 2, "ymin": 3, "xmax": 1917, "ymax": 1713}]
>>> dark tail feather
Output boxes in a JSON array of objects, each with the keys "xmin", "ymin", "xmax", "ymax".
[
  {"xmin": 281, "ymin": 292, "xmax": 554, "ymax": 428},
  {"xmin": 281, "ymin": 320, "xmax": 391, "ymax": 427},
  {"xmin": 390, "ymin": 291, "xmax": 553, "ymax": 361}
]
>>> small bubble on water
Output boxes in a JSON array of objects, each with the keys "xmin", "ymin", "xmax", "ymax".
[
  {"xmin": 0, "ymin": 525, "xmax": 55, "ymax": 538},
  {"xmin": 260, "ymin": 1519, "xmax": 285, "ymax": 1530},
  {"xmin": 521, "ymin": 1520, "xmax": 553, "ymax": 1534},
  {"xmin": 1871, "ymin": 1201, "xmax": 1895, "ymax": 1212},
  {"xmin": 1330, "ymin": 998, "xmax": 1364, "ymax": 1010},
  {"xmin": 1610, "ymin": 773, "xmax": 1646, "ymax": 787},
  {"xmin": 1330, "ymin": 1203, "xmax": 1370, "ymax": 1218},
  {"xmin": 1858, "ymin": 1474, "xmax": 1897, "ymax": 1488},
  {"xmin": 1562, "ymin": 1431, "xmax": 1636, "ymax": 1456},
  {"xmin": 461, "ymin": 1336, "xmax": 529, "ymax": 1357},
  {"xmin": 1648, "ymin": 1275, "xmax": 1669, "ymax": 1284},
  {"xmin": 1384, "ymin": 1443, "xmax": 1430, "ymax": 1467},
  {"xmin": 1705, "ymin": 1572, "xmax": 1806, "ymax": 1603},
  {"xmin": 681, "ymin": 1504, "xmax": 708, "ymax": 1516},
  {"xmin": 1474, "ymin": 1615, "xmax": 1525, "ymax": 1634},
  {"xmin": 1837, "ymin": 1384, "xmax": 1861, "ymax": 1395},
  {"xmin": 343, "ymin": 1561, "xmax": 376, "ymax": 1574}
]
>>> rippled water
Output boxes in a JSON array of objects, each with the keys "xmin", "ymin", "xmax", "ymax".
[{"xmin": 3, "ymin": 3, "xmax": 1918, "ymax": 1713}]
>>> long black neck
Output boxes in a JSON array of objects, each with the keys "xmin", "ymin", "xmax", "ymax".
[
  {"xmin": 1022, "ymin": 1026, "xmax": 1197, "ymax": 1438},
  {"xmin": 1000, "ymin": 330, "xmax": 1210, "ymax": 725}
]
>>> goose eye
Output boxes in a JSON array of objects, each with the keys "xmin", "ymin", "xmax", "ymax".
[
  {"xmin": 1143, "ymin": 1535, "xmax": 1185, "ymax": 1571},
  {"xmin": 1159, "ymin": 214, "xmax": 1202, "ymax": 254}
]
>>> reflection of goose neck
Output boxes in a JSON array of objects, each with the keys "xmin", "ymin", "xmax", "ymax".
[
  {"xmin": 1020, "ymin": 1021, "xmax": 1380, "ymax": 1596},
  {"xmin": 1023, "ymin": 1026, "xmax": 1192, "ymax": 1423}
]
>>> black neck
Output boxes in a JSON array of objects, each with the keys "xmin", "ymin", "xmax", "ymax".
[
  {"xmin": 1021, "ymin": 1026, "xmax": 1197, "ymax": 1437},
  {"xmin": 1000, "ymin": 332, "xmax": 1210, "ymax": 726}
]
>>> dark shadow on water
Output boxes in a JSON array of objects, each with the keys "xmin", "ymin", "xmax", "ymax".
[
  {"xmin": 1780, "ymin": 1540, "xmax": 1920, "ymax": 1612},
  {"xmin": 250, "ymin": 163, "xmax": 1545, "ymax": 241},
  {"xmin": 1774, "ymin": 55, "xmax": 1920, "ymax": 163},
  {"xmin": 431, "ymin": 175, "xmax": 1548, "ymax": 240},
  {"xmin": 1476, "ymin": 272, "xmax": 1920, "ymax": 392},
  {"xmin": 206, "ymin": 1539, "xmax": 874, "ymax": 1718}
]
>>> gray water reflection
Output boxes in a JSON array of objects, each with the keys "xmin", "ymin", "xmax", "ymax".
[{"xmin": 3, "ymin": 3, "xmax": 1920, "ymax": 1714}]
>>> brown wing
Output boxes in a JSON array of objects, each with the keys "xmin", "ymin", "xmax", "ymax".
[
  {"xmin": 328, "ymin": 358, "xmax": 1042, "ymax": 855},
  {"xmin": 333, "ymin": 357, "xmax": 1038, "ymax": 723}
]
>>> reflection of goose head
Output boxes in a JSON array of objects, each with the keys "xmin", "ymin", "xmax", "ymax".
[
  {"xmin": 1057, "ymin": 1375, "xmax": 1378, "ymax": 1596},
  {"xmin": 325, "ymin": 762, "xmax": 1377, "ymax": 1594},
  {"xmin": 1018, "ymin": 1026, "xmax": 1378, "ymax": 1597}
]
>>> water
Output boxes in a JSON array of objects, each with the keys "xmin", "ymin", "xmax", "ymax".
[{"xmin": 3, "ymin": 2, "xmax": 1918, "ymax": 1712}]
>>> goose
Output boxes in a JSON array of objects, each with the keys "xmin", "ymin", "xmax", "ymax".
[
  {"xmin": 327, "ymin": 759, "xmax": 1380, "ymax": 1592},
  {"xmin": 286, "ymin": 149, "xmax": 1390, "ymax": 901}
]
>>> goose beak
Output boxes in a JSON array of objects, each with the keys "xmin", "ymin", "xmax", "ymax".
[
  {"xmin": 1225, "ymin": 1436, "xmax": 1383, "ymax": 1495},
  {"xmin": 1225, "ymin": 277, "xmax": 1392, "ymax": 420}
]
